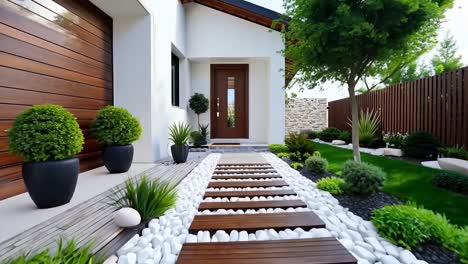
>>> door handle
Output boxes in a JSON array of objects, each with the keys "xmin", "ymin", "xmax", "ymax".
[{"xmin": 216, "ymin": 97, "xmax": 220, "ymax": 117}]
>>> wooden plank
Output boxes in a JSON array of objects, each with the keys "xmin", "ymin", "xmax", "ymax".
[
  {"xmin": 464, "ymin": 68, "xmax": 468, "ymax": 147},
  {"xmin": 214, "ymin": 169, "xmax": 277, "ymax": 174},
  {"xmin": 456, "ymin": 70, "xmax": 463, "ymax": 145},
  {"xmin": 212, "ymin": 174, "xmax": 281, "ymax": 179},
  {"xmin": 198, "ymin": 200, "xmax": 306, "ymax": 210},
  {"xmin": 204, "ymin": 190, "xmax": 296, "ymax": 198},
  {"xmin": 216, "ymin": 166, "xmax": 274, "ymax": 170},
  {"xmin": 189, "ymin": 212, "xmax": 325, "ymax": 234},
  {"xmin": 177, "ymin": 238, "xmax": 357, "ymax": 264},
  {"xmin": 0, "ymin": 104, "xmax": 99, "ymax": 120},
  {"xmin": 208, "ymin": 181, "xmax": 289, "ymax": 188}
]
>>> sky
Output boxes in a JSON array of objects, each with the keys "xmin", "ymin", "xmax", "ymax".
[{"xmin": 247, "ymin": 0, "xmax": 468, "ymax": 102}]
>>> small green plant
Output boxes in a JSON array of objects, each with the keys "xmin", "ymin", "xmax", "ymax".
[
  {"xmin": 402, "ymin": 131, "xmax": 439, "ymax": 159},
  {"xmin": 284, "ymin": 133, "xmax": 315, "ymax": 161},
  {"xmin": 316, "ymin": 177, "xmax": 345, "ymax": 194},
  {"xmin": 1, "ymin": 239, "xmax": 103, "ymax": 264},
  {"xmin": 268, "ymin": 144, "xmax": 289, "ymax": 154},
  {"xmin": 307, "ymin": 131, "xmax": 319, "ymax": 139},
  {"xmin": 199, "ymin": 123, "xmax": 209, "ymax": 141},
  {"xmin": 277, "ymin": 152, "xmax": 289, "ymax": 158},
  {"xmin": 383, "ymin": 132, "xmax": 407, "ymax": 148},
  {"xmin": 169, "ymin": 122, "xmax": 191, "ymax": 145},
  {"xmin": 313, "ymin": 151, "xmax": 321, "ymax": 157},
  {"xmin": 189, "ymin": 93, "xmax": 209, "ymax": 126},
  {"xmin": 305, "ymin": 156, "xmax": 328, "ymax": 174},
  {"xmin": 91, "ymin": 106, "xmax": 142, "ymax": 146},
  {"xmin": 291, "ymin": 162, "xmax": 303, "ymax": 170},
  {"xmin": 8, "ymin": 104, "xmax": 84, "ymax": 162},
  {"xmin": 352, "ymin": 109, "xmax": 380, "ymax": 147},
  {"xmin": 190, "ymin": 131, "xmax": 203, "ymax": 144},
  {"xmin": 110, "ymin": 176, "xmax": 177, "ymax": 221},
  {"xmin": 433, "ymin": 171, "xmax": 468, "ymax": 195},
  {"xmin": 341, "ymin": 160, "xmax": 386, "ymax": 195},
  {"xmin": 440, "ymin": 146, "xmax": 468, "ymax": 160},
  {"xmin": 338, "ymin": 131, "xmax": 350, "ymax": 143},
  {"xmin": 318, "ymin": 127, "xmax": 341, "ymax": 142}
]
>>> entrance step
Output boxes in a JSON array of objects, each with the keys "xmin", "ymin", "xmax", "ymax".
[
  {"xmin": 208, "ymin": 180, "xmax": 289, "ymax": 188},
  {"xmin": 198, "ymin": 200, "xmax": 307, "ymax": 211},
  {"xmin": 203, "ymin": 190, "xmax": 297, "ymax": 198},
  {"xmin": 176, "ymin": 238, "xmax": 357, "ymax": 264}
]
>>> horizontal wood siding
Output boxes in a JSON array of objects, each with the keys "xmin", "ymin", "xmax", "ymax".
[
  {"xmin": 328, "ymin": 67, "xmax": 468, "ymax": 148},
  {"xmin": 0, "ymin": 0, "xmax": 113, "ymax": 200}
]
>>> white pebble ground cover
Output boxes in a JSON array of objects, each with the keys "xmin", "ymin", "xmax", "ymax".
[{"xmin": 110, "ymin": 153, "xmax": 427, "ymax": 264}]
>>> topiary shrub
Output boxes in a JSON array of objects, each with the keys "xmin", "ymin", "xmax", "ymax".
[
  {"xmin": 284, "ymin": 133, "xmax": 315, "ymax": 161},
  {"xmin": 189, "ymin": 93, "xmax": 209, "ymax": 126},
  {"xmin": 338, "ymin": 131, "xmax": 350, "ymax": 143},
  {"xmin": 8, "ymin": 104, "xmax": 84, "ymax": 162},
  {"xmin": 291, "ymin": 162, "xmax": 303, "ymax": 170},
  {"xmin": 316, "ymin": 177, "xmax": 345, "ymax": 194},
  {"xmin": 341, "ymin": 160, "xmax": 386, "ymax": 195},
  {"xmin": 318, "ymin": 127, "xmax": 341, "ymax": 142},
  {"xmin": 91, "ymin": 106, "xmax": 142, "ymax": 146},
  {"xmin": 305, "ymin": 156, "xmax": 328, "ymax": 174},
  {"xmin": 402, "ymin": 131, "xmax": 439, "ymax": 159},
  {"xmin": 268, "ymin": 144, "xmax": 289, "ymax": 154},
  {"xmin": 433, "ymin": 171, "xmax": 468, "ymax": 195}
]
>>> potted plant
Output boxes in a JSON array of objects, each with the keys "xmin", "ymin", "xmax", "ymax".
[
  {"xmin": 91, "ymin": 106, "xmax": 142, "ymax": 173},
  {"xmin": 169, "ymin": 122, "xmax": 191, "ymax": 163},
  {"xmin": 189, "ymin": 93, "xmax": 209, "ymax": 127},
  {"xmin": 8, "ymin": 104, "xmax": 84, "ymax": 208},
  {"xmin": 191, "ymin": 124, "xmax": 209, "ymax": 146}
]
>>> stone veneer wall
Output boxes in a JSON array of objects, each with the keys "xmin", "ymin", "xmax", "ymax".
[{"xmin": 285, "ymin": 98, "xmax": 328, "ymax": 135}]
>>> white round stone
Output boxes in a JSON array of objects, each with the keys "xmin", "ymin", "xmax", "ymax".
[{"xmin": 114, "ymin": 208, "xmax": 141, "ymax": 228}]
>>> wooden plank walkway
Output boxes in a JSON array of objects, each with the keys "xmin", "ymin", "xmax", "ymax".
[
  {"xmin": 177, "ymin": 238, "xmax": 358, "ymax": 264},
  {"xmin": 0, "ymin": 154, "xmax": 206, "ymax": 262},
  {"xmin": 212, "ymin": 174, "xmax": 282, "ymax": 179},
  {"xmin": 178, "ymin": 153, "xmax": 356, "ymax": 264}
]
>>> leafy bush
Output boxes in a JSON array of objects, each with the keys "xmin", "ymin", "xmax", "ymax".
[
  {"xmin": 338, "ymin": 131, "xmax": 350, "ymax": 143},
  {"xmin": 402, "ymin": 131, "xmax": 439, "ymax": 159},
  {"xmin": 305, "ymin": 156, "xmax": 328, "ymax": 174},
  {"xmin": 433, "ymin": 171, "xmax": 468, "ymax": 195},
  {"xmin": 383, "ymin": 132, "xmax": 407, "ymax": 148},
  {"xmin": 341, "ymin": 160, "xmax": 386, "ymax": 195},
  {"xmin": 318, "ymin": 127, "xmax": 341, "ymax": 142},
  {"xmin": 111, "ymin": 176, "xmax": 177, "ymax": 221},
  {"xmin": 277, "ymin": 152, "xmax": 289, "ymax": 158},
  {"xmin": 308, "ymin": 131, "xmax": 319, "ymax": 139},
  {"xmin": 356, "ymin": 109, "xmax": 380, "ymax": 147},
  {"xmin": 372, "ymin": 204, "xmax": 468, "ymax": 261},
  {"xmin": 291, "ymin": 162, "xmax": 303, "ymax": 170},
  {"xmin": 169, "ymin": 122, "xmax": 191, "ymax": 145},
  {"xmin": 439, "ymin": 146, "xmax": 468, "ymax": 160},
  {"xmin": 8, "ymin": 104, "xmax": 84, "ymax": 162},
  {"xmin": 199, "ymin": 123, "xmax": 209, "ymax": 140},
  {"xmin": 284, "ymin": 133, "xmax": 315, "ymax": 161},
  {"xmin": 91, "ymin": 106, "xmax": 142, "ymax": 146},
  {"xmin": 2, "ymin": 239, "xmax": 103, "ymax": 264},
  {"xmin": 189, "ymin": 93, "xmax": 209, "ymax": 125},
  {"xmin": 317, "ymin": 177, "xmax": 345, "ymax": 194},
  {"xmin": 190, "ymin": 131, "xmax": 203, "ymax": 144},
  {"xmin": 268, "ymin": 144, "xmax": 289, "ymax": 154}
]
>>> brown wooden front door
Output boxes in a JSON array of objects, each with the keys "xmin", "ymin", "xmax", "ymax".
[{"xmin": 211, "ymin": 64, "xmax": 249, "ymax": 138}]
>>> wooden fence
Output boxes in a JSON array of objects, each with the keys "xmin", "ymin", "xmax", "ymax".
[{"xmin": 328, "ymin": 66, "xmax": 468, "ymax": 147}]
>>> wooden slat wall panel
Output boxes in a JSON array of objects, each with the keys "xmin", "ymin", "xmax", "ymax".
[
  {"xmin": 0, "ymin": 0, "xmax": 113, "ymax": 200},
  {"xmin": 328, "ymin": 67, "xmax": 468, "ymax": 147}
]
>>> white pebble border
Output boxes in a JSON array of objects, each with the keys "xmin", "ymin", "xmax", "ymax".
[{"xmin": 262, "ymin": 153, "xmax": 427, "ymax": 264}]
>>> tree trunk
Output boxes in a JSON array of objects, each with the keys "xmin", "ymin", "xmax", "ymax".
[
  {"xmin": 197, "ymin": 114, "xmax": 200, "ymax": 129},
  {"xmin": 348, "ymin": 82, "xmax": 361, "ymax": 162}
]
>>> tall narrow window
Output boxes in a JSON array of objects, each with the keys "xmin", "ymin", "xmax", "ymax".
[{"xmin": 171, "ymin": 53, "xmax": 180, "ymax": 106}]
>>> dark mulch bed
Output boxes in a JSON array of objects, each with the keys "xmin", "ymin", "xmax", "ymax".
[{"xmin": 281, "ymin": 157, "xmax": 461, "ymax": 264}]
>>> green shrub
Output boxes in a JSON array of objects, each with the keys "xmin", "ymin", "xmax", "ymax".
[
  {"xmin": 372, "ymin": 204, "xmax": 468, "ymax": 261},
  {"xmin": 2, "ymin": 239, "xmax": 103, "ymax": 264},
  {"xmin": 317, "ymin": 177, "xmax": 345, "ymax": 194},
  {"xmin": 169, "ymin": 122, "xmax": 191, "ymax": 145},
  {"xmin": 111, "ymin": 176, "xmax": 177, "ymax": 221},
  {"xmin": 305, "ymin": 156, "xmax": 328, "ymax": 174},
  {"xmin": 338, "ymin": 131, "xmax": 350, "ymax": 143},
  {"xmin": 189, "ymin": 93, "xmax": 209, "ymax": 125},
  {"xmin": 402, "ymin": 131, "xmax": 439, "ymax": 159},
  {"xmin": 291, "ymin": 162, "xmax": 303, "ymax": 170},
  {"xmin": 268, "ymin": 144, "xmax": 289, "ymax": 153},
  {"xmin": 357, "ymin": 109, "xmax": 380, "ymax": 147},
  {"xmin": 284, "ymin": 133, "xmax": 315, "ymax": 161},
  {"xmin": 341, "ymin": 160, "xmax": 386, "ymax": 195},
  {"xmin": 308, "ymin": 131, "xmax": 319, "ymax": 139},
  {"xmin": 199, "ymin": 123, "xmax": 209, "ymax": 140},
  {"xmin": 190, "ymin": 131, "xmax": 203, "ymax": 144},
  {"xmin": 91, "ymin": 106, "xmax": 142, "ymax": 146},
  {"xmin": 277, "ymin": 152, "xmax": 289, "ymax": 158},
  {"xmin": 440, "ymin": 146, "xmax": 468, "ymax": 160},
  {"xmin": 383, "ymin": 132, "xmax": 407, "ymax": 148},
  {"xmin": 318, "ymin": 127, "xmax": 341, "ymax": 142},
  {"xmin": 433, "ymin": 171, "xmax": 468, "ymax": 195},
  {"xmin": 8, "ymin": 104, "xmax": 84, "ymax": 162}
]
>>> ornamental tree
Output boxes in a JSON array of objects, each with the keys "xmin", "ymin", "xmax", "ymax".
[
  {"xmin": 189, "ymin": 93, "xmax": 209, "ymax": 127},
  {"xmin": 282, "ymin": 0, "xmax": 453, "ymax": 161}
]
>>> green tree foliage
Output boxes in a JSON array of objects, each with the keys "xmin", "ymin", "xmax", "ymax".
[
  {"xmin": 282, "ymin": 0, "xmax": 453, "ymax": 161},
  {"xmin": 384, "ymin": 62, "xmax": 432, "ymax": 86},
  {"xmin": 432, "ymin": 33, "xmax": 463, "ymax": 74}
]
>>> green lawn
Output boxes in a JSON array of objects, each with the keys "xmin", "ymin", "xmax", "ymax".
[{"xmin": 314, "ymin": 142, "xmax": 468, "ymax": 227}]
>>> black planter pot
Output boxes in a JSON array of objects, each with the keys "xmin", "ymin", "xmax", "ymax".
[
  {"xmin": 171, "ymin": 144, "xmax": 189, "ymax": 163},
  {"xmin": 23, "ymin": 157, "xmax": 79, "ymax": 209},
  {"xmin": 103, "ymin": 145, "xmax": 134, "ymax": 173}
]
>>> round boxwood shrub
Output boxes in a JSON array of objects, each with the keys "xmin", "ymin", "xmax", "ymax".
[
  {"xmin": 305, "ymin": 156, "xmax": 328, "ymax": 174},
  {"xmin": 318, "ymin": 127, "xmax": 341, "ymax": 142},
  {"xmin": 432, "ymin": 171, "xmax": 468, "ymax": 195},
  {"xmin": 402, "ymin": 131, "xmax": 439, "ymax": 159},
  {"xmin": 316, "ymin": 177, "xmax": 345, "ymax": 194},
  {"xmin": 91, "ymin": 106, "xmax": 142, "ymax": 146},
  {"xmin": 341, "ymin": 160, "xmax": 386, "ymax": 195},
  {"xmin": 8, "ymin": 104, "xmax": 84, "ymax": 162}
]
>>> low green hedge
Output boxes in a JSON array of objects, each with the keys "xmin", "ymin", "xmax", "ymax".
[
  {"xmin": 290, "ymin": 162, "xmax": 303, "ymax": 170},
  {"xmin": 268, "ymin": 144, "xmax": 289, "ymax": 153},
  {"xmin": 317, "ymin": 177, "xmax": 345, "ymax": 194},
  {"xmin": 433, "ymin": 171, "xmax": 468, "ymax": 195}
]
